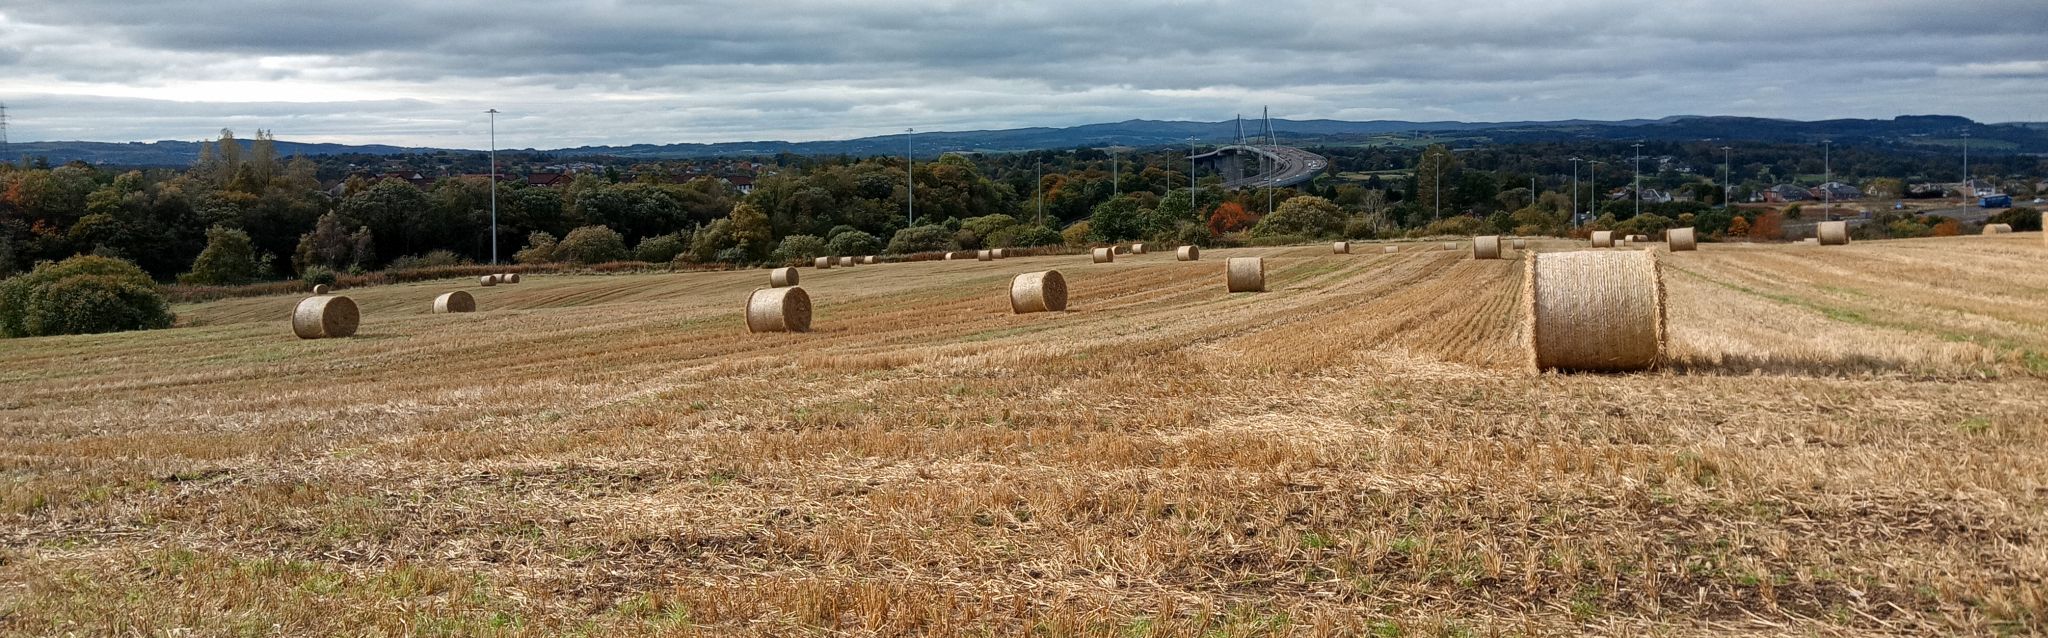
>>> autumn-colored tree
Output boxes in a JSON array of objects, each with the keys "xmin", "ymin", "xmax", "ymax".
[
  {"xmin": 1206, "ymin": 201, "xmax": 1257, "ymax": 235},
  {"xmin": 1748, "ymin": 211, "xmax": 1784, "ymax": 241},
  {"xmin": 1726, "ymin": 215, "xmax": 1750, "ymax": 239},
  {"xmin": 1932, "ymin": 218, "xmax": 1961, "ymax": 237}
]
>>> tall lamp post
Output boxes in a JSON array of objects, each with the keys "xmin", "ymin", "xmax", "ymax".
[
  {"xmin": 1568, "ymin": 157, "xmax": 1581, "ymax": 228},
  {"xmin": 486, "ymin": 108, "xmax": 499, "ymax": 264},
  {"xmin": 1822, "ymin": 140, "xmax": 1832, "ymax": 220},
  {"xmin": 1631, "ymin": 142, "xmax": 1644, "ymax": 219},
  {"xmin": 1433, "ymin": 148, "xmax": 1445, "ymax": 221},
  {"xmin": 1187, "ymin": 137, "xmax": 1198, "ymax": 216},
  {"xmin": 905, "ymin": 128, "xmax": 915, "ymax": 227},
  {"xmin": 1961, "ymin": 131, "xmax": 1971, "ymax": 201},
  {"xmin": 1720, "ymin": 145, "xmax": 1732, "ymax": 211},
  {"xmin": 1588, "ymin": 161, "xmax": 1603, "ymax": 224}
]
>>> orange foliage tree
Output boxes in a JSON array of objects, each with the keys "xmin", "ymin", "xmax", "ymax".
[
  {"xmin": 1749, "ymin": 210, "xmax": 1784, "ymax": 241},
  {"xmin": 1727, "ymin": 215, "xmax": 1750, "ymax": 239},
  {"xmin": 1207, "ymin": 202, "xmax": 1257, "ymax": 235},
  {"xmin": 1932, "ymin": 218, "xmax": 1961, "ymax": 236}
]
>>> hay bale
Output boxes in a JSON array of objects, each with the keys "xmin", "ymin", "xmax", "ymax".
[
  {"xmin": 478, "ymin": 275, "xmax": 497, "ymax": 286},
  {"xmin": 838, "ymin": 256, "xmax": 856, "ymax": 267},
  {"xmin": 977, "ymin": 249, "xmax": 994, "ymax": 261},
  {"xmin": 745, "ymin": 286, "xmax": 811, "ymax": 333},
  {"xmin": 769, "ymin": 266, "xmax": 799, "ymax": 287},
  {"xmin": 311, "ymin": 283, "xmax": 330, "ymax": 295},
  {"xmin": 1473, "ymin": 235, "xmax": 1502, "ymax": 259},
  {"xmin": 861, "ymin": 255, "xmax": 878, "ymax": 264},
  {"xmin": 1383, "ymin": 245, "xmax": 1398, "ymax": 253},
  {"xmin": 1511, "ymin": 238, "xmax": 1526, "ymax": 250},
  {"xmin": 1092, "ymin": 247, "xmax": 1115, "ymax": 263},
  {"xmin": 944, "ymin": 252, "xmax": 957, "ymax": 260},
  {"xmin": 1225, "ymin": 257, "xmax": 1265, "ymax": 292},
  {"xmin": 502, "ymin": 273, "xmax": 521, "ymax": 284},
  {"xmin": 292, "ymin": 295, "xmax": 360, "ymax": 339},
  {"xmin": 1009, "ymin": 270, "xmax": 1068, "ymax": 314},
  {"xmin": 433, "ymin": 290, "xmax": 476, "ymax": 314},
  {"xmin": 1617, "ymin": 239, "xmax": 1630, "ymax": 248},
  {"xmin": 1817, "ymin": 221, "xmax": 1849, "ymax": 245},
  {"xmin": 992, "ymin": 248, "xmax": 1008, "ymax": 259},
  {"xmin": 1668, "ymin": 227, "xmax": 1697, "ymax": 251},
  {"xmin": 1332, "ymin": 241, "xmax": 1350, "ymax": 254},
  {"xmin": 1130, "ymin": 243, "xmax": 1146, "ymax": 255},
  {"xmin": 814, "ymin": 256, "xmax": 834, "ymax": 269},
  {"xmin": 1176, "ymin": 245, "xmax": 1200, "ymax": 261},
  {"xmin": 1442, "ymin": 241, "xmax": 1459, "ymax": 250},
  {"xmin": 1803, "ymin": 238, "xmax": 1821, "ymax": 245},
  {"xmin": 1524, "ymin": 250, "xmax": 1664, "ymax": 372},
  {"xmin": 1629, "ymin": 234, "xmax": 1649, "ymax": 243},
  {"xmin": 1983, "ymin": 224, "xmax": 2012, "ymax": 235},
  {"xmin": 1591, "ymin": 230, "xmax": 1614, "ymax": 248}
]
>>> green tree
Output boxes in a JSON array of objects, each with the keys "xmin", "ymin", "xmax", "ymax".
[
  {"xmin": 1412, "ymin": 144, "xmax": 1461, "ymax": 217},
  {"xmin": 773, "ymin": 235, "xmax": 829, "ymax": 263},
  {"xmin": 0, "ymin": 255, "xmax": 174, "ymax": 338},
  {"xmin": 181, "ymin": 225, "xmax": 266, "ymax": 285},
  {"xmin": 884, "ymin": 225, "xmax": 955, "ymax": 255},
  {"xmin": 827, "ymin": 230, "xmax": 883, "ymax": 256},
  {"xmin": 555, "ymin": 226, "xmax": 630, "ymax": 264},
  {"xmin": 633, "ymin": 232, "xmax": 689, "ymax": 263},
  {"xmin": 514, "ymin": 231, "xmax": 559, "ymax": 264},
  {"xmin": 1088, "ymin": 196, "xmax": 1147, "ymax": 242},
  {"xmin": 1250, "ymin": 195, "xmax": 1344, "ymax": 238}
]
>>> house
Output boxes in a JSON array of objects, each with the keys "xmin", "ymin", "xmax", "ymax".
[
  {"xmin": 720, "ymin": 175, "xmax": 755, "ymax": 195},
  {"xmin": 1763, "ymin": 184, "xmax": 1813, "ymax": 203},
  {"xmin": 526, "ymin": 172, "xmax": 572, "ymax": 188},
  {"xmin": 1810, "ymin": 181, "xmax": 1862, "ymax": 202}
]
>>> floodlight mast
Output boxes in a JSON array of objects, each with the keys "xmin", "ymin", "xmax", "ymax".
[{"xmin": 487, "ymin": 108, "xmax": 499, "ymax": 264}]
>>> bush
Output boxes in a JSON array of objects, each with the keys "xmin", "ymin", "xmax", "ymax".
[
  {"xmin": 1416, "ymin": 216, "xmax": 1485, "ymax": 237},
  {"xmin": 1250, "ymin": 195, "xmax": 1344, "ymax": 238},
  {"xmin": 387, "ymin": 249, "xmax": 468, "ymax": 271},
  {"xmin": 1989, "ymin": 207, "xmax": 2042, "ymax": 231},
  {"xmin": 180, "ymin": 226, "xmax": 266, "ymax": 286},
  {"xmin": 1887, "ymin": 219, "xmax": 1933, "ymax": 238},
  {"xmin": 514, "ymin": 232, "xmax": 559, "ymax": 264},
  {"xmin": 885, "ymin": 225, "xmax": 955, "ymax": 255},
  {"xmin": 1003, "ymin": 224, "xmax": 1064, "ymax": 248},
  {"xmin": 633, "ymin": 232, "xmax": 689, "ymax": 263},
  {"xmin": 1061, "ymin": 221, "xmax": 1093, "ymax": 248},
  {"xmin": 827, "ymin": 230, "xmax": 883, "ymax": 257},
  {"xmin": 0, "ymin": 255, "xmax": 174, "ymax": 338},
  {"xmin": 555, "ymin": 226, "xmax": 630, "ymax": 264},
  {"xmin": 300, "ymin": 266, "xmax": 338, "ymax": 287},
  {"xmin": 1208, "ymin": 202, "xmax": 1258, "ymax": 235},
  {"xmin": 1248, "ymin": 233, "xmax": 1310, "ymax": 247},
  {"xmin": 773, "ymin": 235, "xmax": 829, "ymax": 263},
  {"xmin": 826, "ymin": 225, "xmax": 860, "ymax": 241},
  {"xmin": 1342, "ymin": 217, "xmax": 1382, "ymax": 240},
  {"xmin": 1156, "ymin": 221, "xmax": 1215, "ymax": 248}
]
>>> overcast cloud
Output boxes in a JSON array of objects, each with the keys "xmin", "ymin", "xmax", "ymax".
[{"xmin": 1, "ymin": 0, "xmax": 2045, "ymax": 148}]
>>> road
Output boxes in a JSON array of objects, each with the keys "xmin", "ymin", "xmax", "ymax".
[{"xmin": 1191, "ymin": 145, "xmax": 1327, "ymax": 189}]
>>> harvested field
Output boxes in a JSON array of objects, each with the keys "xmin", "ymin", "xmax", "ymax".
[{"xmin": 1, "ymin": 236, "xmax": 2045, "ymax": 636}]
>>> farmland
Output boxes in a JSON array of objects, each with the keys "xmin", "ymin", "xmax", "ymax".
[{"xmin": 1, "ymin": 236, "xmax": 2045, "ymax": 636}]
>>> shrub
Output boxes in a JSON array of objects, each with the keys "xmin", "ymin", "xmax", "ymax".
[
  {"xmin": 1248, "ymin": 233, "xmax": 1310, "ymax": 247},
  {"xmin": 300, "ymin": 266, "xmax": 338, "ymax": 287},
  {"xmin": 555, "ymin": 226, "xmax": 630, "ymax": 264},
  {"xmin": 1088, "ymin": 197, "xmax": 1147, "ymax": 242},
  {"xmin": 885, "ymin": 225, "xmax": 955, "ymax": 255},
  {"xmin": 1003, "ymin": 224, "xmax": 1064, "ymax": 248},
  {"xmin": 514, "ymin": 231, "xmax": 559, "ymax": 264},
  {"xmin": 1416, "ymin": 216, "xmax": 1484, "ymax": 237},
  {"xmin": 180, "ymin": 226, "xmax": 266, "ymax": 286},
  {"xmin": 1989, "ymin": 207, "xmax": 2042, "ymax": 231},
  {"xmin": 387, "ymin": 249, "xmax": 467, "ymax": 271},
  {"xmin": 1343, "ymin": 217, "xmax": 1382, "ymax": 240},
  {"xmin": 959, "ymin": 214, "xmax": 1018, "ymax": 243},
  {"xmin": 826, "ymin": 225, "xmax": 860, "ymax": 240},
  {"xmin": 0, "ymin": 255, "xmax": 174, "ymax": 338},
  {"xmin": 633, "ymin": 232, "xmax": 689, "ymax": 263},
  {"xmin": 1157, "ymin": 221, "xmax": 1215, "ymax": 248},
  {"xmin": 1931, "ymin": 218, "xmax": 1961, "ymax": 236},
  {"xmin": 773, "ymin": 235, "xmax": 829, "ymax": 263},
  {"xmin": 1207, "ymin": 202, "xmax": 1258, "ymax": 235},
  {"xmin": 1061, "ymin": 221, "xmax": 1093, "ymax": 248},
  {"xmin": 1887, "ymin": 219, "xmax": 1933, "ymax": 238},
  {"xmin": 1250, "ymin": 195, "xmax": 1344, "ymax": 238},
  {"xmin": 827, "ymin": 230, "xmax": 883, "ymax": 257}
]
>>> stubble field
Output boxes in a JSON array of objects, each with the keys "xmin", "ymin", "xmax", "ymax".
[{"xmin": 1, "ymin": 235, "xmax": 2044, "ymax": 636}]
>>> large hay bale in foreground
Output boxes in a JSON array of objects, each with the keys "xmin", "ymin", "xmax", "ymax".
[
  {"xmin": 478, "ymin": 275, "xmax": 497, "ymax": 287},
  {"xmin": 501, "ymin": 273, "xmax": 521, "ymax": 284},
  {"xmin": 1092, "ymin": 247, "xmax": 1115, "ymax": 263},
  {"xmin": 1511, "ymin": 238, "xmax": 1526, "ymax": 250},
  {"xmin": 1176, "ymin": 245, "xmax": 1200, "ymax": 261},
  {"xmin": 977, "ymin": 250, "xmax": 994, "ymax": 261},
  {"xmin": 1668, "ymin": 227, "xmax": 1697, "ymax": 251},
  {"xmin": 1983, "ymin": 224, "xmax": 2012, "ymax": 235},
  {"xmin": 745, "ymin": 286, "xmax": 811, "ymax": 333},
  {"xmin": 1524, "ymin": 250, "xmax": 1664, "ymax": 372},
  {"xmin": 1009, "ymin": 270, "xmax": 1068, "ymax": 314},
  {"xmin": 1817, "ymin": 221, "xmax": 1849, "ymax": 245},
  {"xmin": 814, "ymin": 256, "xmax": 834, "ymax": 269},
  {"xmin": 1591, "ymin": 231, "xmax": 1614, "ymax": 248},
  {"xmin": 1332, "ymin": 241, "xmax": 1350, "ymax": 254},
  {"xmin": 1130, "ymin": 243, "xmax": 1146, "ymax": 255},
  {"xmin": 769, "ymin": 267, "xmax": 799, "ymax": 287},
  {"xmin": 1225, "ymin": 257, "xmax": 1265, "ymax": 292},
  {"xmin": 292, "ymin": 295, "xmax": 360, "ymax": 339},
  {"xmin": 311, "ymin": 284, "xmax": 330, "ymax": 295},
  {"xmin": 433, "ymin": 291, "xmax": 476, "ymax": 314},
  {"xmin": 1473, "ymin": 235, "xmax": 1502, "ymax": 260}
]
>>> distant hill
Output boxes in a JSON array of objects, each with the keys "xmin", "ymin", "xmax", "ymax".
[{"xmin": 9, "ymin": 115, "xmax": 2041, "ymax": 167}]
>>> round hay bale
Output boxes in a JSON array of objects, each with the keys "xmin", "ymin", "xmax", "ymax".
[
  {"xmin": 1332, "ymin": 241, "xmax": 1350, "ymax": 254},
  {"xmin": 1383, "ymin": 245, "xmax": 1398, "ymax": 253},
  {"xmin": 311, "ymin": 283, "xmax": 330, "ymax": 295},
  {"xmin": 977, "ymin": 249, "xmax": 994, "ymax": 261},
  {"xmin": 861, "ymin": 255, "xmax": 878, "ymax": 264},
  {"xmin": 1130, "ymin": 243, "xmax": 1146, "ymax": 255},
  {"xmin": 1983, "ymin": 224, "xmax": 2012, "ymax": 235},
  {"xmin": 944, "ymin": 252, "xmax": 957, "ymax": 261},
  {"xmin": 1009, "ymin": 270, "xmax": 1068, "ymax": 314},
  {"xmin": 1176, "ymin": 245, "xmax": 1200, "ymax": 261},
  {"xmin": 1524, "ymin": 250, "xmax": 1664, "ymax": 372},
  {"xmin": 838, "ymin": 256, "xmax": 856, "ymax": 267},
  {"xmin": 992, "ymin": 248, "xmax": 1008, "ymax": 259},
  {"xmin": 1092, "ymin": 247, "xmax": 1115, "ymax": 263},
  {"xmin": 1225, "ymin": 257, "xmax": 1265, "ymax": 292},
  {"xmin": 1473, "ymin": 235, "xmax": 1502, "ymax": 260},
  {"xmin": 502, "ymin": 273, "xmax": 521, "ymax": 284},
  {"xmin": 1803, "ymin": 237, "xmax": 1821, "ymax": 245},
  {"xmin": 814, "ymin": 256, "xmax": 834, "ymax": 269},
  {"xmin": 1591, "ymin": 230, "xmax": 1614, "ymax": 248},
  {"xmin": 769, "ymin": 266, "xmax": 799, "ymax": 287},
  {"xmin": 1629, "ymin": 234, "xmax": 1650, "ymax": 243},
  {"xmin": 478, "ymin": 275, "xmax": 497, "ymax": 286},
  {"xmin": 1617, "ymin": 239, "xmax": 1630, "ymax": 248},
  {"xmin": 1442, "ymin": 241, "xmax": 1459, "ymax": 250},
  {"xmin": 1668, "ymin": 227, "xmax": 1698, "ymax": 251},
  {"xmin": 745, "ymin": 286, "xmax": 811, "ymax": 333},
  {"xmin": 1817, "ymin": 221, "xmax": 1849, "ymax": 245},
  {"xmin": 292, "ymin": 295, "xmax": 360, "ymax": 339},
  {"xmin": 433, "ymin": 290, "xmax": 476, "ymax": 314},
  {"xmin": 1511, "ymin": 238, "xmax": 1526, "ymax": 250}
]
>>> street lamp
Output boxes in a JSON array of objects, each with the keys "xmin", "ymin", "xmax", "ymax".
[
  {"xmin": 486, "ymin": 108, "xmax": 499, "ymax": 265},
  {"xmin": 1587, "ymin": 161, "xmax": 1604, "ymax": 224},
  {"xmin": 905, "ymin": 128, "xmax": 915, "ymax": 227},
  {"xmin": 1961, "ymin": 130, "xmax": 1971, "ymax": 200},
  {"xmin": 1035, "ymin": 159, "xmax": 1044, "ymax": 226},
  {"xmin": 1720, "ymin": 145, "xmax": 1732, "ymax": 211},
  {"xmin": 1187, "ymin": 137, "xmax": 1199, "ymax": 216},
  {"xmin": 1822, "ymin": 140, "xmax": 1832, "ymax": 219},
  {"xmin": 1568, "ymin": 157, "xmax": 1581, "ymax": 228},
  {"xmin": 1631, "ymin": 142, "xmax": 1644, "ymax": 218},
  {"xmin": 1434, "ymin": 148, "xmax": 1445, "ymax": 221}
]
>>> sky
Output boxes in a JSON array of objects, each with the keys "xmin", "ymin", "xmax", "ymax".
[{"xmin": 2, "ymin": 0, "xmax": 2045, "ymax": 149}]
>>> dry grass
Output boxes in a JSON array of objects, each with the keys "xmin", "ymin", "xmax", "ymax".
[{"xmin": 2, "ymin": 237, "xmax": 2045, "ymax": 636}]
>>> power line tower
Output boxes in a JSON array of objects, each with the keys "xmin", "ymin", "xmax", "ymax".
[{"xmin": 1, "ymin": 102, "xmax": 10, "ymax": 163}]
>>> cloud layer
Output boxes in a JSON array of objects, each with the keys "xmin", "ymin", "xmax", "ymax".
[{"xmin": 2, "ymin": 0, "xmax": 2045, "ymax": 148}]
